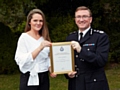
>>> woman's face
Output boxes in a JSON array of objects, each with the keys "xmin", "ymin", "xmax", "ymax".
[{"xmin": 29, "ymin": 13, "xmax": 43, "ymax": 31}]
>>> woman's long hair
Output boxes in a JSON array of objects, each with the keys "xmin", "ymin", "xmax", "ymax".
[{"xmin": 24, "ymin": 9, "xmax": 51, "ymax": 41}]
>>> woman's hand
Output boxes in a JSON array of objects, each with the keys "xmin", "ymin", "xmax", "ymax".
[
  {"xmin": 50, "ymin": 73, "xmax": 57, "ymax": 78},
  {"xmin": 40, "ymin": 40, "xmax": 51, "ymax": 49},
  {"xmin": 49, "ymin": 67, "xmax": 57, "ymax": 78}
]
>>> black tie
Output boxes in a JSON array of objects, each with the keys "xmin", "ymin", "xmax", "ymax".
[{"xmin": 79, "ymin": 32, "xmax": 83, "ymax": 41}]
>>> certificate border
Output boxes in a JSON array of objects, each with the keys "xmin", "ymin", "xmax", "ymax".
[{"xmin": 50, "ymin": 42, "xmax": 75, "ymax": 74}]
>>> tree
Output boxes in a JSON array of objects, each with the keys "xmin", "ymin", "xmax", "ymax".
[
  {"xmin": 91, "ymin": 0, "xmax": 120, "ymax": 63},
  {"xmin": 0, "ymin": 0, "xmax": 36, "ymax": 32},
  {"xmin": 0, "ymin": 22, "xmax": 18, "ymax": 74}
]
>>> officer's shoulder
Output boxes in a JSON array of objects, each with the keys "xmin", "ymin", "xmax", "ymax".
[
  {"xmin": 93, "ymin": 29, "xmax": 104, "ymax": 34},
  {"xmin": 69, "ymin": 31, "xmax": 77, "ymax": 35}
]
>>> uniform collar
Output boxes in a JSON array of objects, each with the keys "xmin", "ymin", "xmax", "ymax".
[{"xmin": 78, "ymin": 27, "xmax": 91, "ymax": 37}]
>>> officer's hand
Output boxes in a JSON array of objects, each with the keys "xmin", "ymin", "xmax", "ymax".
[
  {"xmin": 68, "ymin": 71, "xmax": 77, "ymax": 78},
  {"xmin": 71, "ymin": 41, "xmax": 81, "ymax": 53}
]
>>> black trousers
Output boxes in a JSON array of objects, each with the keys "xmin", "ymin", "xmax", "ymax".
[{"xmin": 19, "ymin": 71, "xmax": 49, "ymax": 90}]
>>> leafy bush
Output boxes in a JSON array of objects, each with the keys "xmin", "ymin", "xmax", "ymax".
[
  {"xmin": 15, "ymin": 20, "xmax": 26, "ymax": 33},
  {"xmin": 109, "ymin": 31, "xmax": 120, "ymax": 63},
  {"xmin": 0, "ymin": 22, "xmax": 18, "ymax": 74},
  {"xmin": 47, "ymin": 15, "xmax": 77, "ymax": 42}
]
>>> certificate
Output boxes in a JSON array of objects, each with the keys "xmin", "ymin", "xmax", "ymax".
[{"xmin": 50, "ymin": 42, "xmax": 75, "ymax": 74}]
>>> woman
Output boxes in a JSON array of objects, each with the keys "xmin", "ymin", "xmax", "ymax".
[{"xmin": 15, "ymin": 9, "xmax": 52, "ymax": 90}]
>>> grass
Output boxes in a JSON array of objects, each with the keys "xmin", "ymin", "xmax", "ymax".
[
  {"xmin": 0, "ymin": 65, "xmax": 120, "ymax": 90},
  {"xmin": 106, "ymin": 64, "xmax": 120, "ymax": 90}
]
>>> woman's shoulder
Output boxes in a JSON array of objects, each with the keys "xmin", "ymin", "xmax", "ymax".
[
  {"xmin": 20, "ymin": 32, "xmax": 28, "ymax": 37},
  {"xmin": 18, "ymin": 32, "xmax": 28, "ymax": 40}
]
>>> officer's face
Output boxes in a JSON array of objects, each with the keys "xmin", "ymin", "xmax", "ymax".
[{"xmin": 75, "ymin": 10, "xmax": 92, "ymax": 31}]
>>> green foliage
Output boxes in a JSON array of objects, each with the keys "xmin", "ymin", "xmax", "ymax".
[
  {"xmin": 0, "ymin": 0, "xmax": 120, "ymax": 74},
  {"xmin": 90, "ymin": 0, "xmax": 120, "ymax": 63},
  {"xmin": 109, "ymin": 32, "xmax": 120, "ymax": 63},
  {"xmin": 48, "ymin": 15, "xmax": 77, "ymax": 42},
  {"xmin": 0, "ymin": 22, "xmax": 18, "ymax": 74},
  {"xmin": 15, "ymin": 21, "xmax": 26, "ymax": 33},
  {"xmin": 103, "ymin": 0, "xmax": 120, "ymax": 63},
  {"xmin": 0, "ymin": 0, "xmax": 36, "ymax": 32}
]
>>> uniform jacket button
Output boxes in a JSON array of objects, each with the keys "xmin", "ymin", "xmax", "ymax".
[
  {"xmin": 94, "ymin": 79, "xmax": 96, "ymax": 82},
  {"xmin": 80, "ymin": 59, "xmax": 84, "ymax": 61},
  {"xmin": 76, "ymin": 68, "xmax": 79, "ymax": 70},
  {"xmin": 75, "ymin": 65, "xmax": 77, "ymax": 67},
  {"xmin": 75, "ymin": 75, "xmax": 78, "ymax": 77},
  {"xmin": 87, "ymin": 48, "xmax": 90, "ymax": 51},
  {"xmin": 76, "ymin": 55, "xmax": 78, "ymax": 58}
]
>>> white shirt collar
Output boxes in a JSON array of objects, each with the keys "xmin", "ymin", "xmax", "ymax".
[{"xmin": 78, "ymin": 27, "xmax": 91, "ymax": 37}]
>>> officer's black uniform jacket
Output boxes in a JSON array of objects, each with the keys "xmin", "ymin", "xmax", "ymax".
[{"xmin": 66, "ymin": 28, "xmax": 109, "ymax": 90}]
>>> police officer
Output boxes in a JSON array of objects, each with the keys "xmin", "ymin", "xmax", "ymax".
[{"xmin": 66, "ymin": 6, "xmax": 110, "ymax": 90}]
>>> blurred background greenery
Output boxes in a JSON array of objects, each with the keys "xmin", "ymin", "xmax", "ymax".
[
  {"xmin": 0, "ymin": 0, "xmax": 120, "ymax": 74},
  {"xmin": 0, "ymin": 0, "xmax": 120, "ymax": 89},
  {"xmin": 0, "ymin": 0, "xmax": 119, "ymax": 76}
]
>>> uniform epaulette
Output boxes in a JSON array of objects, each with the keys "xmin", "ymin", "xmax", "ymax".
[
  {"xmin": 69, "ymin": 31, "xmax": 77, "ymax": 34},
  {"xmin": 93, "ymin": 29, "xmax": 104, "ymax": 34}
]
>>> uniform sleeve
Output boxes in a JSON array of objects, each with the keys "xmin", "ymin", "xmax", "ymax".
[
  {"xmin": 79, "ymin": 33, "xmax": 110, "ymax": 67},
  {"xmin": 15, "ymin": 35, "xmax": 34, "ymax": 73}
]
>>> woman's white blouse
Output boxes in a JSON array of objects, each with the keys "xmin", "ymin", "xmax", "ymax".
[{"xmin": 15, "ymin": 33, "xmax": 50, "ymax": 86}]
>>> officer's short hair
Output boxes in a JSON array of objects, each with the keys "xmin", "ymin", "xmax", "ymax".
[{"xmin": 75, "ymin": 6, "xmax": 92, "ymax": 17}]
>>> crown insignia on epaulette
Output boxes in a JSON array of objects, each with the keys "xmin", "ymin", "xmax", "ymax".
[
  {"xmin": 94, "ymin": 30, "xmax": 104, "ymax": 33},
  {"xmin": 70, "ymin": 31, "xmax": 77, "ymax": 34}
]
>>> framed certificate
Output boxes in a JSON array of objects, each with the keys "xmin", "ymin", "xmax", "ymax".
[{"xmin": 50, "ymin": 42, "xmax": 75, "ymax": 74}]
